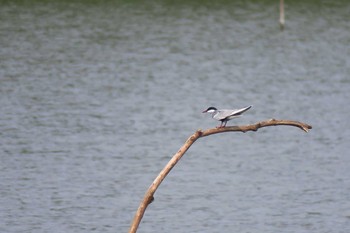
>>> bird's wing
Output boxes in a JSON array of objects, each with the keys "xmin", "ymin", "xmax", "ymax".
[
  {"xmin": 217, "ymin": 106, "xmax": 252, "ymax": 120},
  {"xmin": 230, "ymin": 106, "xmax": 252, "ymax": 116},
  {"xmin": 215, "ymin": 109, "xmax": 236, "ymax": 120}
]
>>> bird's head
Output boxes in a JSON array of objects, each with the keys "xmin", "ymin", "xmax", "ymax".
[{"xmin": 202, "ymin": 107, "xmax": 217, "ymax": 113}]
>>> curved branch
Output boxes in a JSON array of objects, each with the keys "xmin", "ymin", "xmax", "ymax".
[
  {"xmin": 128, "ymin": 119, "xmax": 312, "ymax": 233},
  {"xmin": 201, "ymin": 118, "xmax": 312, "ymax": 137}
]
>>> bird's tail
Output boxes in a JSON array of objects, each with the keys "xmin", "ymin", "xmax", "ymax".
[{"xmin": 234, "ymin": 105, "xmax": 252, "ymax": 116}]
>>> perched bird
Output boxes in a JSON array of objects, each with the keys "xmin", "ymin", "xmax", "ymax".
[{"xmin": 202, "ymin": 105, "xmax": 252, "ymax": 128}]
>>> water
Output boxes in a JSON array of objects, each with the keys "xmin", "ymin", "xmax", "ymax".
[{"xmin": 1, "ymin": 1, "xmax": 350, "ymax": 232}]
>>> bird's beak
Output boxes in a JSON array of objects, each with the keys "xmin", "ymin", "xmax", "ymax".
[{"xmin": 202, "ymin": 110, "xmax": 207, "ymax": 113}]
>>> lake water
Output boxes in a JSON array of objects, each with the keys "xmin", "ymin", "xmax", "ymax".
[{"xmin": 1, "ymin": 1, "xmax": 350, "ymax": 232}]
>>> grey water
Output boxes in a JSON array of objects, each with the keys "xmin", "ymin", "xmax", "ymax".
[{"xmin": 1, "ymin": 1, "xmax": 350, "ymax": 232}]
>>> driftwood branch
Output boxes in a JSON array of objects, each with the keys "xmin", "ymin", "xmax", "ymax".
[{"xmin": 128, "ymin": 119, "xmax": 312, "ymax": 233}]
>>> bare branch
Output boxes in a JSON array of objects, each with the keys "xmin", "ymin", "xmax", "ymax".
[
  {"xmin": 201, "ymin": 118, "xmax": 312, "ymax": 137},
  {"xmin": 128, "ymin": 119, "xmax": 312, "ymax": 233}
]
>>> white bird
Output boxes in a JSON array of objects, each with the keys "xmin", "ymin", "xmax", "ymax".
[{"xmin": 202, "ymin": 105, "xmax": 252, "ymax": 128}]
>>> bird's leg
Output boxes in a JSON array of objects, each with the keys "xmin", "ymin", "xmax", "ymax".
[
  {"xmin": 217, "ymin": 121, "xmax": 223, "ymax": 128},
  {"xmin": 223, "ymin": 121, "xmax": 227, "ymax": 127}
]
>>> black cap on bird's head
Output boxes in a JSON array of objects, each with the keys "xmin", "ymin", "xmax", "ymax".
[{"xmin": 202, "ymin": 107, "xmax": 217, "ymax": 113}]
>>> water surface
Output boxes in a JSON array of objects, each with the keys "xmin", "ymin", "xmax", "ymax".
[{"xmin": 1, "ymin": 1, "xmax": 350, "ymax": 232}]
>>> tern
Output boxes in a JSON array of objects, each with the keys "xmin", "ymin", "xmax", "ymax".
[{"xmin": 202, "ymin": 105, "xmax": 252, "ymax": 128}]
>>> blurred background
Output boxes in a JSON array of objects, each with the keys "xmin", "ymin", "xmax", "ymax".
[{"xmin": 1, "ymin": 0, "xmax": 349, "ymax": 232}]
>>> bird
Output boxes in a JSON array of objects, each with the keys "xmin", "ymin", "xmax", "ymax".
[{"xmin": 202, "ymin": 105, "xmax": 252, "ymax": 128}]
